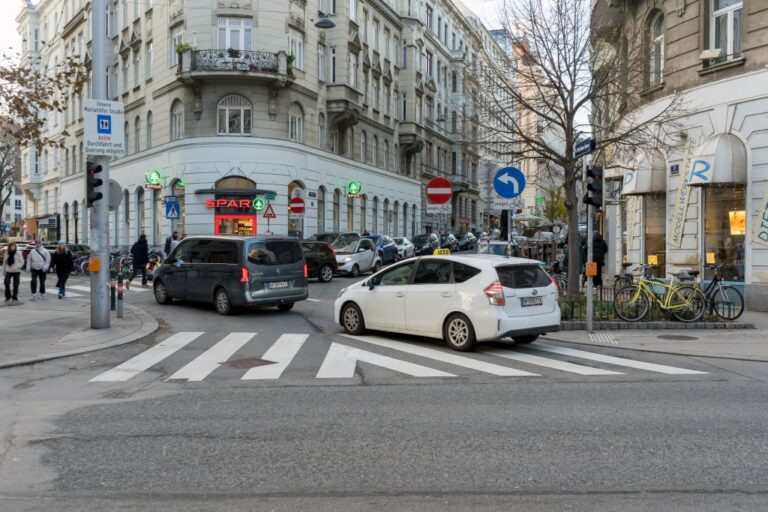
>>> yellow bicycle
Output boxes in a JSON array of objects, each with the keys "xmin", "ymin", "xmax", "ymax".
[{"xmin": 614, "ymin": 265, "xmax": 707, "ymax": 322}]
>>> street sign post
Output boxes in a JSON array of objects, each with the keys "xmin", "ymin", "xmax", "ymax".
[
  {"xmin": 426, "ymin": 177, "xmax": 453, "ymax": 237},
  {"xmin": 289, "ymin": 196, "xmax": 305, "ymax": 219},
  {"xmin": 574, "ymin": 137, "xmax": 596, "ymax": 159},
  {"xmin": 84, "ymin": 99, "xmax": 125, "ymax": 157},
  {"xmin": 263, "ymin": 204, "xmax": 276, "ymax": 219},
  {"xmin": 493, "ymin": 167, "xmax": 526, "ymax": 258},
  {"xmin": 165, "ymin": 202, "xmax": 180, "ymax": 220}
]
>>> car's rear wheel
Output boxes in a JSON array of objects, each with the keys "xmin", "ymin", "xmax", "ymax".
[
  {"xmin": 277, "ymin": 303, "xmax": 294, "ymax": 312},
  {"xmin": 153, "ymin": 280, "xmax": 172, "ymax": 305},
  {"xmin": 341, "ymin": 302, "xmax": 365, "ymax": 335},
  {"xmin": 443, "ymin": 313, "xmax": 476, "ymax": 351},
  {"xmin": 512, "ymin": 335, "xmax": 538, "ymax": 344},
  {"xmin": 350, "ymin": 264, "xmax": 360, "ymax": 278},
  {"xmin": 214, "ymin": 287, "xmax": 232, "ymax": 316},
  {"xmin": 318, "ymin": 264, "xmax": 334, "ymax": 283}
]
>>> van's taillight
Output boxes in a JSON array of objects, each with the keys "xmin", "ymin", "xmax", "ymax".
[
  {"xmin": 240, "ymin": 266, "xmax": 250, "ymax": 283},
  {"xmin": 304, "ymin": 263, "xmax": 308, "ymax": 278},
  {"xmin": 484, "ymin": 280, "xmax": 505, "ymax": 306}
]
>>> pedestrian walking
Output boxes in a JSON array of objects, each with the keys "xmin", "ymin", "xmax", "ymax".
[
  {"xmin": 51, "ymin": 241, "xmax": 75, "ymax": 299},
  {"xmin": 126, "ymin": 234, "xmax": 149, "ymax": 290},
  {"xmin": 2, "ymin": 242, "xmax": 24, "ymax": 302},
  {"xmin": 593, "ymin": 232, "xmax": 609, "ymax": 288},
  {"xmin": 164, "ymin": 231, "xmax": 179, "ymax": 256},
  {"xmin": 25, "ymin": 240, "xmax": 51, "ymax": 300}
]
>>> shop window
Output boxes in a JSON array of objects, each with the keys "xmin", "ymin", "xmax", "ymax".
[
  {"xmin": 360, "ymin": 195, "xmax": 367, "ymax": 232},
  {"xmin": 372, "ymin": 196, "xmax": 379, "ymax": 233},
  {"xmin": 333, "ymin": 189, "xmax": 340, "ymax": 231},
  {"xmin": 317, "ymin": 186, "xmax": 326, "ymax": 233},
  {"xmin": 643, "ymin": 193, "xmax": 666, "ymax": 278},
  {"xmin": 347, "ymin": 195, "xmax": 354, "ymax": 231},
  {"xmin": 218, "ymin": 95, "xmax": 252, "ymax": 136},
  {"xmin": 703, "ymin": 185, "xmax": 745, "ymax": 282}
]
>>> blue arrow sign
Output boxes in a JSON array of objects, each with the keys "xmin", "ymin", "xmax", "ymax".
[
  {"xmin": 165, "ymin": 201, "xmax": 180, "ymax": 220},
  {"xmin": 493, "ymin": 167, "xmax": 526, "ymax": 199}
]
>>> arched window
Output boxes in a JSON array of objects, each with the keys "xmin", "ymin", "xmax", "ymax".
[
  {"xmin": 146, "ymin": 111, "xmax": 153, "ymax": 149},
  {"xmin": 347, "ymin": 194, "xmax": 354, "ymax": 231},
  {"xmin": 649, "ymin": 12, "xmax": 664, "ymax": 86},
  {"xmin": 360, "ymin": 130, "xmax": 367, "ymax": 162},
  {"xmin": 170, "ymin": 100, "xmax": 184, "ymax": 140},
  {"xmin": 317, "ymin": 186, "xmax": 326, "ymax": 232},
  {"xmin": 394, "ymin": 143, "xmax": 399, "ymax": 173},
  {"xmin": 403, "ymin": 202, "xmax": 408, "ymax": 237},
  {"xmin": 383, "ymin": 198, "xmax": 390, "ymax": 235},
  {"xmin": 393, "ymin": 200, "xmax": 399, "ymax": 236},
  {"xmin": 360, "ymin": 195, "xmax": 367, "ymax": 232},
  {"xmin": 412, "ymin": 204, "xmax": 417, "ymax": 237},
  {"xmin": 372, "ymin": 136, "xmax": 378, "ymax": 167},
  {"xmin": 218, "ymin": 94, "xmax": 252, "ymax": 135},
  {"xmin": 72, "ymin": 201, "xmax": 79, "ymax": 243},
  {"xmin": 123, "ymin": 189, "xmax": 130, "ymax": 246},
  {"xmin": 135, "ymin": 187, "xmax": 145, "ymax": 237},
  {"xmin": 384, "ymin": 140, "xmax": 389, "ymax": 170},
  {"xmin": 372, "ymin": 196, "xmax": 379, "ymax": 233},
  {"xmin": 63, "ymin": 203, "xmax": 69, "ymax": 242},
  {"xmin": 318, "ymin": 113, "xmax": 326, "ymax": 149},
  {"xmin": 124, "ymin": 121, "xmax": 129, "ymax": 154},
  {"xmin": 288, "ymin": 102, "xmax": 304, "ymax": 142},
  {"xmin": 332, "ymin": 189, "xmax": 341, "ymax": 231},
  {"xmin": 134, "ymin": 116, "xmax": 140, "ymax": 153}
]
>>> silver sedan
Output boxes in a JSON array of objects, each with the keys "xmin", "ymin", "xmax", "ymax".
[{"xmin": 393, "ymin": 237, "xmax": 415, "ymax": 260}]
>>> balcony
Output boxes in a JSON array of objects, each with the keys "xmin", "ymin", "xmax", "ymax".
[
  {"xmin": 178, "ymin": 49, "xmax": 289, "ymax": 85},
  {"xmin": 448, "ymin": 174, "xmax": 480, "ymax": 193},
  {"xmin": 421, "ymin": 164, "xmax": 442, "ymax": 179}
]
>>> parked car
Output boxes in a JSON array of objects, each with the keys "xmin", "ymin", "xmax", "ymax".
[
  {"xmin": 308, "ymin": 232, "xmax": 360, "ymax": 244},
  {"xmin": 300, "ymin": 240, "xmax": 337, "ymax": 282},
  {"xmin": 333, "ymin": 236, "xmax": 382, "ymax": 277},
  {"xmin": 457, "ymin": 232, "xmax": 477, "ymax": 252},
  {"xmin": 475, "ymin": 240, "xmax": 519, "ymax": 257},
  {"xmin": 153, "ymin": 235, "xmax": 308, "ymax": 315},
  {"xmin": 412, "ymin": 234, "xmax": 439, "ymax": 256},
  {"xmin": 393, "ymin": 237, "xmax": 415, "ymax": 260},
  {"xmin": 363, "ymin": 235, "xmax": 398, "ymax": 264},
  {"xmin": 334, "ymin": 255, "xmax": 560, "ymax": 351},
  {"xmin": 439, "ymin": 233, "xmax": 460, "ymax": 253}
]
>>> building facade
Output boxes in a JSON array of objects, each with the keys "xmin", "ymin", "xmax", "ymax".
[
  {"xmin": 15, "ymin": 0, "xmax": 511, "ymax": 247},
  {"xmin": 592, "ymin": 0, "xmax": 768, "ymax": 310}
]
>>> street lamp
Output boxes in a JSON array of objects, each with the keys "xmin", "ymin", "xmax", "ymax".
[{"xmin": 315, "ymin": 14, "xmax": 336, "ymax": 29}]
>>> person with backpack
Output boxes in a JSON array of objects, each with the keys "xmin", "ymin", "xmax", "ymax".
[
  {"xmin": 25, "ymin": 240, "xmax": 51, "ymax": 300},
  {"xmin": 126, "ymin": 234, "xmax": 149, "ymax": 290},
  {"xmin": 2, "ymin": 242, "xmax": 24, "ymax": 302},
  {"xmin": 51, "ymin": 241, "xmax": 75, "ymax": 299}
]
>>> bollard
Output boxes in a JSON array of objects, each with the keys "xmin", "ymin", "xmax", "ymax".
[
  {"xmin": 110, "ymin": 278, "xmax": 116, "ymax": 311},
  {"xmin": 117, "ymin": 275, "xmax": 124, "ymax": 318}
]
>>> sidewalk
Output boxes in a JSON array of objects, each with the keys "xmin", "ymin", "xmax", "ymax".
[
  {"xmin": 0, "ymin": 294, "xmax": 159, "ymax": 369},
  {"xmin": 548, "ymin": 310, "xmax": 768, "ymax": 362}
]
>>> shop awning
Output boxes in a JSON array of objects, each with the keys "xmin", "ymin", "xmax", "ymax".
[
  {"xmin": 621, "ymin": 150, "xmax": 666, "ymax": 195},
  {"xmin": 688, "ymin": 133, "xmax": 747, "ymax": 186}
]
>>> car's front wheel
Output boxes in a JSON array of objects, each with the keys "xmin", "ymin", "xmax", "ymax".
[
  {"xmin": 318, "ymin": 264, "xmax": 334, "ymax": 283},
  {"xmin": 341, "ymin": 302, "xmax": 366, "ymax": 335},
  {"xmin": 153, "ymin": 280, "xmax": 172, "ymax": 305},
  {"xmin": 350, "ymin": 264, "xmax": 360, "ymax": 278},
  {"xmin": 443, "ymin": 313, "xmax": 476, "ymax": 351}
]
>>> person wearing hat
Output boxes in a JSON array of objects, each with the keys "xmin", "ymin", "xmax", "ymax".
[
  {"xmin": 24, "ymin": 240, "xmax": 51, "ymax": 300},
  {"xmin": 127, "ymin": 234, "xmax": 150, "ymax": 289},
  {"xmin": 51, "ymin": 241, "xmax": 75, "ymax": 299}
]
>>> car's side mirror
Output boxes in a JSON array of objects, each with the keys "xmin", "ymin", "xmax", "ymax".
[
  {"xmin": 358, "ymin": 247, "xmax": 367, "ymax": 253},
  {"xmin": 367, "ymin": 279, "xmax": 376, "ymax": 290},
  {"xmin": 172, "ymin": 258, "xmax": 183, "ymax": 267}
]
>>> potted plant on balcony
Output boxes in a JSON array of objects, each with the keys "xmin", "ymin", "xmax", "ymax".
[
  {"xmin": 227, "ymin": 48, "xmax": 241, "ymax": 59},
  {"xmin": 175, "ymin": 42, "xmax": 191, "ymax": 70}
]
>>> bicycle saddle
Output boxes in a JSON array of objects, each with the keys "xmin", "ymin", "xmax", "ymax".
[{"xmin": 621, "ymin": 262, "xmax": 634, "ymax": 268}]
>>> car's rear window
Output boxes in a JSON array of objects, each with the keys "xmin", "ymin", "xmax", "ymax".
[
  {"xmin": 248, "ymin": 241, "xmax": 303, "ymax": 265},
  {"xmin": 496, "ymin": 265, "xmax": 551, "ymax": 289}
]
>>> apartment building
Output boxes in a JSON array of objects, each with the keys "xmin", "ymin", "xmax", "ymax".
[{"xmin": 592, "ymin": 0, "xmax": 768, "ymax": 309}]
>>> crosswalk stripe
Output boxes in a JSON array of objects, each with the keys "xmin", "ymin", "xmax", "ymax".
[
  {"xmin": 317, "ymin": 342, "xmax": 455, "ymax": 378},
  {"xmin": 481, "ymin": 348, "xmax": 623, "ymax": 376},
  {"xmin": 167, "ymin": 332, "xmax": 256, "ymax": 382},
  {"xmin": 90, "ymin": 332, "xmax": 204, "ymax": 382},
  {"xmin": 533, "ymin": 344, "xmax": 708, "ymax": 375},
  {"xmin": 340, "ymin": 334, "xmax": 539, "ymax": 377},
  {"xmin": 242, "ymin": 333, "xmax": 309, "ymax": 380},
  {"xmin": 68, "ymin": 285, "xmax": 92, "ymax": 292}
]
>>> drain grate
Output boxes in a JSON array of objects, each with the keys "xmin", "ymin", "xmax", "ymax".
[
  {"xmin": 657, "ymin": 335, "xmax": 698, "ymax": 341},
  {"xmin": 223, "ymin": 357, "xmax": 275, "ymax": 369}
]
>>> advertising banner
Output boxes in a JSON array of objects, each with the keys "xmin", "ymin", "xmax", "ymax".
[{"xmin": 669, "ymin": 132, "xmax": 701, "ymax": 248}]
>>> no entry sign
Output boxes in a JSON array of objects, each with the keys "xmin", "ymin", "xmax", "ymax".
[
  {"xmin": 426, "ymin": 177, "xmax": 452, "ymax": 204},
  {"xmin": 289, "ymin": 196, "xmax": 305, "ymax": 214}
]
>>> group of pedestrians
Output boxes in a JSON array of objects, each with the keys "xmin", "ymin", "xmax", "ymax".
[{"xmin": 2, "ymin": 240, "xmax": 75, "ymax": 302}]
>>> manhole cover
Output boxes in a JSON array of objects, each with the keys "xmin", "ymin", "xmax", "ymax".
[
  {"xmin": 657, "ymin": 335, "xmax": 698, "ymax": 341},
  {"xmin": 224, "ymin": 357, "xmax": 275, "ymax": 369}
]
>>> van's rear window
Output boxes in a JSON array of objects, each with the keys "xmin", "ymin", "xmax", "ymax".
[
  {"xmin": 496, "ymin": 265, "xmax": 551, "ymax": 289},
  {"xmin": 248, "ymin": 241, "xmax": 303, "ymax": 265}
]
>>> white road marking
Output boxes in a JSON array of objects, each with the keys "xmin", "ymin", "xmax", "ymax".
[
  {"xmin": 317, "ymin": 342, "xmax": 455, "ymax": 378},
  {"xmin": 532, "ymin": 344, "xmax": 708, "ymax": 375},
  {"xmin": 242, "ymin": 334, "xmax": 309, "ymax": 380},
  {"xmin": 167, "ymin": 332, "xmax": 256, "ymax": 382},
  {"xmin": 90, "ymin": 332, "xmax": 204, "ymax": 382},
  {"xmin": 341, "ymin": 334, "xmax": 539, "ymax": 377},
  {"xmin": 68, "ymin": 285, "xmax": 92, "ymax": 292},
  {"xmin": 482, "ymin": 349, "xmax": 622, "ymax": 376},
  {"xmin": 306, "ymin": 298, "xmax": 322, "ymax": 302}
]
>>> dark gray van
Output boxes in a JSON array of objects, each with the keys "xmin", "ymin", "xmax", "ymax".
[{"xmin": 153, "ymin": 235, "xmax": 308, "ymax": 315}]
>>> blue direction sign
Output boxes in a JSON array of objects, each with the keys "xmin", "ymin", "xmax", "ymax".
[
  {"xmin": 165, "ymin": 201, "xmax": 180, "ymax": 220},
  {"xmin": 574, "ymin": 137, "xmax": 596, "ymax": 159},
  {"xmin": 493, "ymin": 167, "xmax": 526, "ymax": 199}
]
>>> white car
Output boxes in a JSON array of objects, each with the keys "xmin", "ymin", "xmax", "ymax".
[
  {"xmin": 334, "ymin": 255, "xmax": 561, "ymax": 351},
  {"xmin": 333, "ymin": 237, "xmax": 382, "ymax": 278},
  {"xmin": 393, "ymin": 237, "xmax": 415, "ymax": 260}
]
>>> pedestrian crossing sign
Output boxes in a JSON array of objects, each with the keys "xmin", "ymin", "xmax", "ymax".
[{"xmin": 165, "ymin": 201, "xmax": 180, "ymax": 219}]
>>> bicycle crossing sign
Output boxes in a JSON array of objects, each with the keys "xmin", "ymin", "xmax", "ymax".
[{"xmin": 165, "ymin": 201, "xmax": 180, "ymax": 220}]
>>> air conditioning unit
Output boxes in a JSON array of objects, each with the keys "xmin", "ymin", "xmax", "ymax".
[{"xmin": 699, "ymin": 49, "xmax": 723, "ymax": 60}]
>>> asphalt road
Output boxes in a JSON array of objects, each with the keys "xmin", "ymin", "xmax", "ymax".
[{"xmin": 1, "ymin": 270, "xmax": 768, "ymax": 511}]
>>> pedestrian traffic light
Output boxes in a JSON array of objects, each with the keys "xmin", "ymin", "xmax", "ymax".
[
  {"xmin": 86, "ymin": 161, "xmax": 104, "ymax": 207},
  {"xmin": 584, "ymin": 165, "xmax": 603, "ymax": 211}
]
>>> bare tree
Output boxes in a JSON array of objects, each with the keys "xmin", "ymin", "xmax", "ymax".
[
  {"xmin": 0, "ymin": 133, "xmax": 19, "ymax": 233},
  {"xmin": 473, "ymin": 0, "xmax": 685, "ymax": 297}
]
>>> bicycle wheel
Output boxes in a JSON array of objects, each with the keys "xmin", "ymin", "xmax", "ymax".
[
  {"xmin": 613, "ymin": 276, "xmax": 632, "ymax": 294},
  {"xmin": 711, "ymin": 285, "xmax": 744, "ymax": 321},
  {"xmin": 614, "ymin": 286, "xmax": 649, "ymax": 322},
  {"xmin": 669, "ymin": 286, "xmax": 706, "ymax": 323}
]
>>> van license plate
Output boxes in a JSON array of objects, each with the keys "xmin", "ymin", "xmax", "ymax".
[
  {"xmin": 268, "ymin": 281, "xmax": 289, "ymax": 289},
  {"xmin": 521, "ymin": 296, "xmax": 543, "ymax": 307}
]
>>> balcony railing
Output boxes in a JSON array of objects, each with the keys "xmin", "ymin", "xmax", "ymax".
[{"xmin": 190, "ymin": 50, "xmax": 279, "ymax": 73}]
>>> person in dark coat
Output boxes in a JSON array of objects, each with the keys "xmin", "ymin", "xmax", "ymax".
[
  {"xmin": 164, "ymin": 231, "xmax": 178, "ymax": 255},
  {"xmin": 51, "ymin": 241, "xmax": 75, "ymax": 299},
  {"xmin": 592, "ymin": 232, "xmax": 609, "ymax": 288},
  {"xmin": 127, "ymin": 234, "xmax": 149, "ymax": 289}
]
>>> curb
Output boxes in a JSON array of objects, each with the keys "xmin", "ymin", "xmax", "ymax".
[
  {"xmin": 0, "ymin": 304, "xmax": 159, "ymax": 369},
  {"xmin": 545, "ymin": 335, "xmax": 768, "ymax": 363}
]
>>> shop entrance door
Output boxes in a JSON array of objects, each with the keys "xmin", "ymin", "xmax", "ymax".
[{"xmin": 215, "ymin": 215, "xmax": 256, "ymax": 236}]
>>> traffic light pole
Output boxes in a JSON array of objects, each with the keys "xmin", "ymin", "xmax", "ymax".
[
  {"xmin": 90, "ymin": 0, "xmax": 110, "ymax": 329},
  {"xmin": 585, "ymin": 157, "xmax": 594, "ymax": 332}
]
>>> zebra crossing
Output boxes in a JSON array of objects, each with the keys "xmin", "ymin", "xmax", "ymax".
[
  {"xmin": 90, "ymin": 331, "xmax": 708, "ymax": 383},
  {"xmin": 17, "ymin": 275, "xmax": 150, "ymax": 299}
]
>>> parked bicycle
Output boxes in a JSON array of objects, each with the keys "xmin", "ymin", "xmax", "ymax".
[
  {"xmin": 614, "ymin": 264, "xmax": 707, "ymax": 323},
  {"xmin": 679, "ymin": 265, "xmax": 745, "ymax": 321},
  {"xmin": 613, "ymin": 262, "xmax": 639, "ymax": 294}
]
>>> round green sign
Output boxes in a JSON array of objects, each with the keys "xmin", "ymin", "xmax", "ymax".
[
  {"xmin": 347, "ymin": 180, "xmax": 362, "ymax": 195},
  {"xmin": 145, "ymin": 169, "xmax": 163, "ymax": 185},
  {"xmin": 252, "ymin": 197, "xmax": 265, "ymax": 211}
]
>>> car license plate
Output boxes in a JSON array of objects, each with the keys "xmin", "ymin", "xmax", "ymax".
[
  {"xmin": 267, "ymin": 281, "xmax": 289, "ymax": 289},
  {"xmin": 521, "ymin": 296, "xmax": 543, "ymax": 307}
]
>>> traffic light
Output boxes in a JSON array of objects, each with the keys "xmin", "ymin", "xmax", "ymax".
[
  {"xmin": 86, "ymin": 161, "xmax": 104, "ymax": 207},
  {"xmin": 584, "ymin": 164, "xmax": 603, "ymax": 211}
]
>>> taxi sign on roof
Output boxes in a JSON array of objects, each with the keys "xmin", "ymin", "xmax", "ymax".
[{"xmin": 433, "ymin": 248, "xmax": 451, "ymax": 256}]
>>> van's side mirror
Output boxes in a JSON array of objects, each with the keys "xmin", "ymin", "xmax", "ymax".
[{"xmin": 172, "ymin": 258, "xmax": 183, "ymax": 267}]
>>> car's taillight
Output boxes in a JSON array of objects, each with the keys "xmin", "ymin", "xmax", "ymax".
[
  {"xmin": 484, "ymin": 280, "xmax": 505, "ymax": 306},
  {"xmin": 324, "ymin": 244, "xmax": 336, "ymax": 258},
  {"xmin": 304, "ymin": 263, "xmax": 308, "ymax": 278},
  {"xmin": 549, "ymin": 273, "xmax": 558, "ymax": 292},
  {"xmin": 240, "ymin": 266, "xmax": 249, "ymax": 283}
]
